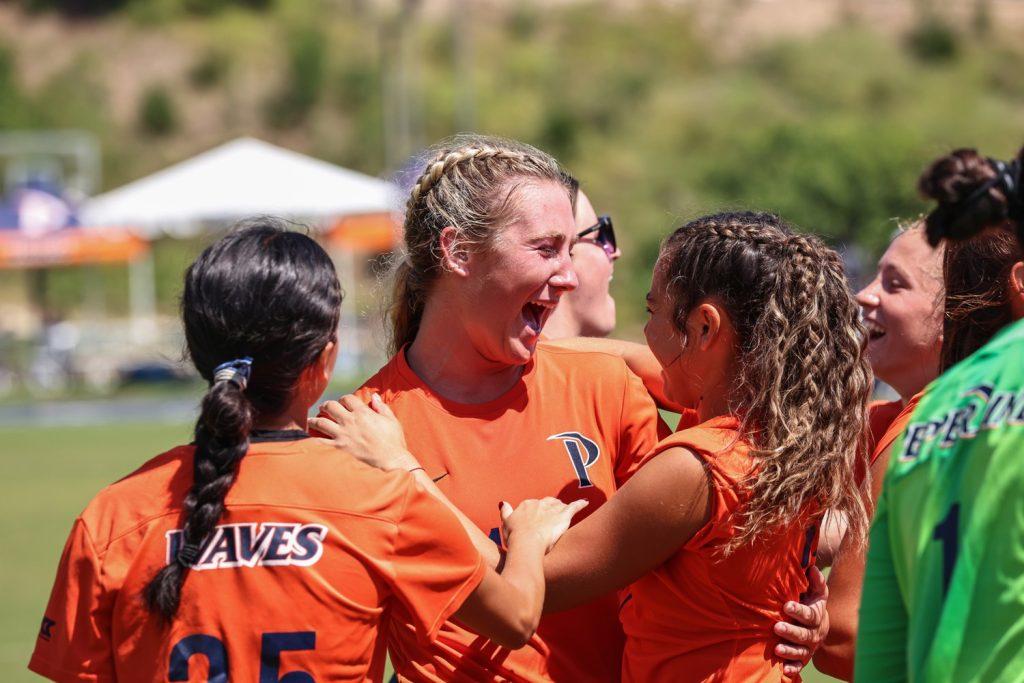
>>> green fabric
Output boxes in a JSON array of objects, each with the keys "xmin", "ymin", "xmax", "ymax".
[{"xmin": 857, "ymin": 318, "xmax": 1024, "ymax": 682}]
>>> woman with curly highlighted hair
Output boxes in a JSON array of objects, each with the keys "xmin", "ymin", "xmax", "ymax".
[{"xmin": 535, "ymin": 211, "xmax": 872, "ymax": 682}]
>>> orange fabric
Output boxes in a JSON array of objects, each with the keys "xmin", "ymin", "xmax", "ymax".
[
  {"xmin": 327, "ymin": 212, "xmax": 400, "ymax": 252},
  {"xmin": 28, "ymin": 438, "xmax": 484, "ymax": 683},
  {"xmin": 868, "ymin": 399, "xmax": 904, "ymax": 464},
  {"xmin": 619, "ymin": 416, "xmax": 815, "ymax": 683},
  {"xmin": 354, "ymin": 343, "xmax": 669, "ymax": 682},
  {"xmin": 870, "ymin": 391, "xmax": 924, "ymax": 466}
]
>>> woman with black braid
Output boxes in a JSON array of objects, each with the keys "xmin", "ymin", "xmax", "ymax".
[{"xmin": 29, "ymin": 220, "xmax": 586, "ymax": 682}]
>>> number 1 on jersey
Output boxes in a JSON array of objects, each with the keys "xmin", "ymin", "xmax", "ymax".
[{"xmin": 932, "ymin": 503, "xmax": 960, "ymax": 596}]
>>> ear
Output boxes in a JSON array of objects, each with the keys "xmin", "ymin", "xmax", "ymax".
[
  {"xmin": 439, "ymin": 226, "xmax": 471, "ymax": 276},
  {"xmin": 316, "ymin": 339, "xmax": 338, "ymax": 383},
  {"xmin": 694, "ymin": 302, "xmax": 723, "ymax": 351},
  {"xmin": 1009, "ymin": 261, "xmax": 1024, "ymax": 319}
]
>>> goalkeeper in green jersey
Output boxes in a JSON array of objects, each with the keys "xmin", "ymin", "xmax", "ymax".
[{"xmin": 856, "ymin": 143, "xmax": 1024, "ymax": 682}]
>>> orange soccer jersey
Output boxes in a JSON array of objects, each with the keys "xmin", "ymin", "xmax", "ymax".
[
  {"xmin": 868, "ymin": 399, "xmax": 904, "ymax": 459},
  {"xmin": 29, "ymin": 434, "xmax": 485, "ymax": 683},
  {"xmin": 353, "ymin": 343, "xmax": 668, "ymax": 682},
  {"xmin": 619, "ymin": 416, "xmax": 816, "ymax": 683},
  {"xmin": 870, "ymin": 391, "xmax": 924, "ymax": 465}
]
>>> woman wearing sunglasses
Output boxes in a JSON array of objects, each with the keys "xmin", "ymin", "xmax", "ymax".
[
  {"xmin": 543, "ymin": 188, "xmax": 621, "ymax": 339},
  {"xmin": 542, "ymin": 188, "xmax": 688, "ymax": 414}
]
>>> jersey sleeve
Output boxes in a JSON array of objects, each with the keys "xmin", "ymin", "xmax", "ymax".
[
  {"xmin": 614, "ymin": 368, "xmax": 672, "ymax": 486},
  {"xmin": 28, "ymin": 518, "xmax": 115, "ymax": 683},
  {"xmin": 854, "ymin": 482, "xmax": 909, "ymax": 682},
  {"xmin": 384, "ymin": 477, "xmax": 487, "ymax": 645}
]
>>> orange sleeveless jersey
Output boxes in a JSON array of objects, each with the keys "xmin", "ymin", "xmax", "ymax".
[
  {"xmin": 619, "ymin": 416, "xmax": 817, "ymax": 683},
  {"xmin": 868, "ymin": 399, "xmax": 905, "ymax": 465},
  {"xmin": 870, "ymin": 391, "xmax": 924, "ymax": 465},
  {"xmin": 353, "ymin": 343, "xmax": 670, "ymax": 682},
  {"xmin": 29, "ymin": 435, "xmax": 484, "ymax": 683}
]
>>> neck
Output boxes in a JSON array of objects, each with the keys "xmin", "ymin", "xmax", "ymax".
[
  {"xmin": 695, "ymin": 373, "xmax": 735, "ymax": 423},
  {"xmin": 543, "ymin": 304, "xmax": 581, "ymax": 340},
  {"xmin": 890, "ymin": 372, "xmax": 931, "ymax": 405},
  {"xmin": 252, "ymin": 402, "xmax": 311, "ymax": 433},
  {"xmin": 407, "ymin": 298, "xmax": 527, "ymax": 404}
]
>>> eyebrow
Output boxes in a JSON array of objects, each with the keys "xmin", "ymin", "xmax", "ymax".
[
  {"xmin": 881, "ymin": 262, "xmax": 912, "ymax": 283},
  {"xmin": 532, "ymin": 231, "xmax": 567, "ymax": 242}
]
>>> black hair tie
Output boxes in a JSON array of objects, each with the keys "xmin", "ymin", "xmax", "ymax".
[
  {"xmin": 926, "ymin": 157, "xmax": 1024, "ymax": 245},
  {"xmin": 176, "ymin": 543, "xmax": 201, "ymax": 568},
  {"xmin": 997, "ymin": 158, "xmax": 1023, "ymax": 222}
]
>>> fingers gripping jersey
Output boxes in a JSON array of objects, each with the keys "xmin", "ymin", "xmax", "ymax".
[
  {"xmin": 620, "ymin": 416, "xmax": 815, "ymax": 683},
  {"xmin": 857, "ymin": 318, "xmax": 1024, "ymax": 683},
  {"xmin": 354, "ymin": 343, "xmax": 669, "ymax": 683},
  {"xmin": 28, "ymin": 437, "xmax": 485, "ymax": 683}
]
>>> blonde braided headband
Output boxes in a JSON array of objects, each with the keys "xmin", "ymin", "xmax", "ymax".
[{"xmin": 407, "ymin": 146, "xmax": 531, "ymax": 207}]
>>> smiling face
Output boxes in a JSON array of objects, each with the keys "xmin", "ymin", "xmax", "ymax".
[
  {"xmin": 856, "ymin": 228, "xmax": 944, "ymax": 398},
  {"xmin": 643, "ymin": 258, "xmax": 702, "ymax": 408},
  {"xmin": 459, "ymin": 178, "xmax": 579, "ymax": 366}
]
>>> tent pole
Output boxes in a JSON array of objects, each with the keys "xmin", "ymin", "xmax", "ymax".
[
  {"xmin": 129, "ymin": 248, "xmax": 157, "ymax": 345},
  {"xmin": 337, "ymin": 247, "xmax": 360, "ymax": 378}
]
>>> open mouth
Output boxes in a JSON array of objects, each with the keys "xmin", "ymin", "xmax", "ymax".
[
  {"xmin": 522, "ymin": 300, "xmax": 557, "ymax": 335},
  {"xmin": 865, "ymin": 320, "xmax": 886, "ymax": 342}
]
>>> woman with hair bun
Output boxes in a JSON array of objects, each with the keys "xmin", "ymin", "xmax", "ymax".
[
  {"xmin": 29, "ymin": 220, "xmax": 585, "ymax": 682},
  {"xmin": 857, "ymin": 144, "xmax": 1024, "ymax": 681}
]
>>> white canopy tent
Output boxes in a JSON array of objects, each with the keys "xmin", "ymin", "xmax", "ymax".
[
  {"xmin": 82, "ymin": 137, "xmax": 397, "ymax": 235},
  {"xmin": 82, "ymin": 138, "xmax": 399, "ymax": 367}
]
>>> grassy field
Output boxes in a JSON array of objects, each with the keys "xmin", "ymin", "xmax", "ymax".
[
  {"xmin": 1, "ymin": 422, "xmax": 191, "ymax": 679},
  {"xmin": 1, "ymin": 421, "xmax": 837, "ymax": 681}
]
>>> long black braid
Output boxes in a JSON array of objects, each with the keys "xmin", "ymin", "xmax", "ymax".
[{"xmin": 144, "ymin": 218, "xmax": 342, "ymax": 620}]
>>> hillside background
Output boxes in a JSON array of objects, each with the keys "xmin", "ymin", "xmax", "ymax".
[
  {"xmin": 2, "ymin": 2, "xmax": 1024, "ymax": 680},
  {"xmin": 2, "ymin": 0, "xmax": 1024, "ymax": 336}
]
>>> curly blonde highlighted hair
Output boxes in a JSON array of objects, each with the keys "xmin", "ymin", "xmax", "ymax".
[
  {"xmin": 389, "ymin": 134, "xmax": 574, "ymax": 355},
  {"xmin": 660, "ymin": 211, "xmax": 872, "ymax": 550}
]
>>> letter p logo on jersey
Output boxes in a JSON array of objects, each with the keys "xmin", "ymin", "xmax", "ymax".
[{"xmin": 548, "ymin": 432, "xmax": 601, "ymax": 488}]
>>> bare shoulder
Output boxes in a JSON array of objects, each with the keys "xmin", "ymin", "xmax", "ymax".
[
  {"xmin": 636, "ymin": 445, "xmax": 708, "ymax": 486},
  {"xmin": 620, "ymin": 445, "xmax": 710, "ymax": 517}
]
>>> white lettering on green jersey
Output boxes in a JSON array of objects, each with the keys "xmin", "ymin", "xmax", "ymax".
[{"xmin": 857, "ymin": 318, "xmax": 1024, "ymax": 683}]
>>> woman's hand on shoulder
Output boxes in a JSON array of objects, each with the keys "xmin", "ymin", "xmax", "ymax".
[{"xmin": 309, "ymin": 393, "xmax": 421, "ymax": 472}]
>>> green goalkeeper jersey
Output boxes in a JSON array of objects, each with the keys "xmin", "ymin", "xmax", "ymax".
[{"xmin": 856, "ymin": 318, "xmax": 1024, "ymax": 682}]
